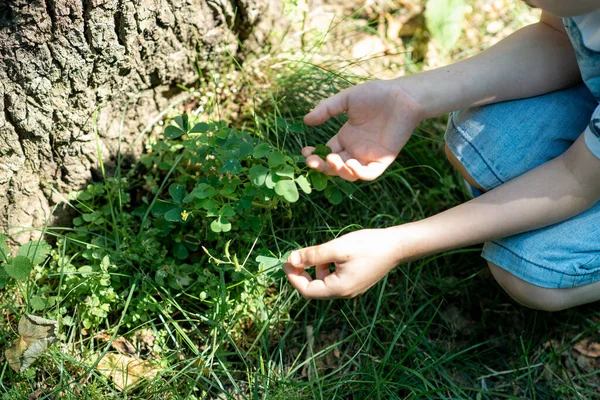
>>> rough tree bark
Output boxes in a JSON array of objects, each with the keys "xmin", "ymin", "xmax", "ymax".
[{"xmin": 0, "ymin": 0, "xmax": 277, "ymax": 243}]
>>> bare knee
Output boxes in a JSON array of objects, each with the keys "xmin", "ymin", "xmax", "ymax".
[
  {"xmin": 487, "ymin": 261, "xmax": 566, "ymax": 312},
  {"xmin": 444, "ymin": 143, "xmax": 485, "ymax": 191}
]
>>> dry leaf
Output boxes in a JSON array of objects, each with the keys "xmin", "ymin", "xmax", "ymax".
[
  {"xmin": 5, "ymin": 314, "xmax": 58, "ymax": 372},
  {"xmin": 94, "ymin": 332, "xmax": 137, "ymax": 355},
  {"xmin": 574, "ymin": 338, "xmax": 600, "ymax": 358},
  {"xmin": 112, "ymin": 337, "xmax": 136, "ymax": 355},
  {"xmin": 96, "ymin": 353, "xmax": 159, "ymax": 391}
]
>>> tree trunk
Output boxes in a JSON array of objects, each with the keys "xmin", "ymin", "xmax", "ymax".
[{"xmin": 0, "ymin": 0, "xmax": 277, "ymax": 243}]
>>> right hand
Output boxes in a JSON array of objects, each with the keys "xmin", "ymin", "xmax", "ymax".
[{"xmin": 303, "ymin": 80, "xmax": 424, "ymax": 181}]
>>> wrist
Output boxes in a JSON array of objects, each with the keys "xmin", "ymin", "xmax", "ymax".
[
  {"xmin": 383, "ymin": 77, "xmax": 429, "ymax": 123},
  {"xmin": 384, "ymin": 221, "xmax": 434, "ymax": 266},
  {"xmin": 390, "ymin": 75, "xmax": 442, "ymax": 120}
]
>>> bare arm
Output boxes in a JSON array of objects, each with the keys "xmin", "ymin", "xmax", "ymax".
[
  {"xmin": 302, "ymin": 12, "xmax": 583, "ymax": 181},
  {"xmin": 285, "ymin": 133, "xmax": 600, "ymax": 299},
  {"xmin": 404, "ymin": 133, "xmax": 600, "ymax": 258},
  {"xmin": 285, "ymin": 12, "xmax": 600, "ymax": 299},
  {"xmin": 398, "ymin": 12, "xmax": 581, "ymax": 119}
]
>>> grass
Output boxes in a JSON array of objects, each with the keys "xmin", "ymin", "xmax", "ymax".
[{"xmin": 3, "ymin": 2, "xmax": 600, "ymax": 399}]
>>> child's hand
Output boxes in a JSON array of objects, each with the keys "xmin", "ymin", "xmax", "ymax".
[
  {"xmin": 303, "ymin": 80, "xmax": 424, "ymax": 181},
  {"xmin": 283, "ymin": 228, "xmax": 410, "ymax": 299}
]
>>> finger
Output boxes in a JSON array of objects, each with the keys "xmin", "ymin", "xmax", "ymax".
[
  {"xmin": 305, "ymin": 155, "xmax": 332, "ymax": 174},
  {"xmin": 285, "ymin": 263, "xmax": 348, "ymax": 300},
  {"xmin": 346, "ymin": 159, "xmax": 389, "ymax": 181},
  {"xmin": 326, "ymin": 153, "xmax": 357, "ymax": 182},
  {"xmin": 302, "ymin": 146, "xmax": 316, "ymax": 158},
  {"xmin": 316, "ymin": 264, "xmax": 331, "ymax": 280},
  {"xmin": 288, "ymin": 242, "xmax": 339, "ymax": 269},
  {"xmin": 283, "ymin": 263, "xmax": 318, "ymax": 296},
  {"xmin": 283, "ymin": 262, "xmax": 313, "ymax": 284},
  {"xmin": 338, "ymin": 151, "xmax": 351, "ymax": 163},
  {"xmin": 304, "ymin": 90, "xmax": 350, "ymax": 126},
  {"xmin": 300, "ymin": 273, "xmax": 348, "ymax": 300}
]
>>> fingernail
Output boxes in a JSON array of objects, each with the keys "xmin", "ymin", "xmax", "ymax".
[{"xmin": 289, "ymin": 251, "xmax": 301, "ymax": 266}]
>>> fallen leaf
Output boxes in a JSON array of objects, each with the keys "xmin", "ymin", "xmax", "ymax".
[
  {"xmin": 112, "ymin": 337, "xmax": 136, "ymax": 355},
  {"xmin": 5, "ymin": 314, "xmax": 59, "ymax": 372},
  {"xmin": 574, "ymin": 338, "xmax": 600, "ymax": 358},
  {"xmin": 96, "ymin": 353, "xmax": 159, "ymax": 391},
  {"xmin": 94, "ymin": 332, "xmax": 112, "ymax": 342}
]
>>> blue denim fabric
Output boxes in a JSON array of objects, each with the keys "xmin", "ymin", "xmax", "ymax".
[
  {"xmin": 445, "ymin": 84, "xmax": 600, "ymax": 288},
  {"xmin": 564, "ymin": 17, "xmax": 600, "ymax": 159}
]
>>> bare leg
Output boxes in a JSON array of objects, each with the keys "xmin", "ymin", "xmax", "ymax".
[
  {"xmin": 444, "ymin": 143, "xmax": 600, "ymax": 311},
  {"xmin": 488, "ymin": 261, "xmax": 600, "ymax": 311},
  {"xmin": 444, "ymin": 144, "xmax": 486, "ymax": 191}
]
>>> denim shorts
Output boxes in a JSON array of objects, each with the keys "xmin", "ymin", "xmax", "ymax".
[{"xmin": 445, "ymin": 83, "xmax": 600, "ymax": 289}]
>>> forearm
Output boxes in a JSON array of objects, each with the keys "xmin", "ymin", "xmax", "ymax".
[
  {"xmin": 397, "ymin": 15, "xmax": 581, "ymax": 119},
  {"xmin": 395, "ymin": 135, "xmax": 600, "ymax": 260}
]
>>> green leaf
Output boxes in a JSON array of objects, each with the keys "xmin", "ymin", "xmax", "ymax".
[
  {"xmin": 5, "ymin": 256, "xmax": 33, "ymax": 280},
  {"xmin": 337, "ymin": 180, "xmax": 356, "ymax": 196},
  {"xmin": 173, "ymin": 243, "xmax": 189, "ymax": 260},
  {"xmin": 164, "ymin": 207, "xmax": 184, "ymax": 222},
  {"xmin": 275, "ymin": 165, "xmax": 295, "ymax": 179},
  {"xmin": 78, "ymin": 265, "xmax": 93, "ymax": 276},
  {"xmin": 0, "ymin": 233, "xmax": 10, "ymax": 262},
  {"xmin": 220, "ymin": 184, "xmax": 237, "ymax": 196},
  {"xmin": 18, "ymin": 241, "xmax": 51, "ymax": 266},
  {"xmin": 253, "ymin": 143, "xmax": 271, "ymax": 158},
  {"xmin": 239, "ymin": 142, "xmax": 254, "ymax": 159},
  {"xmin": 219, "ymin": 159, "xmax": 243, "ymax": 174},
  {"xmin": 201, "ymin": 199, "xmax": 219, "ymax": 215},
  {"xmin": 29, "ymin": 295, "xmax": 47, "ymax": 311},
  {"xmin": 256, "ymin": 255, "xmax": 280, "ymax": 270},
  {"xmin": 219, "ymin": 205, "xmax": 236, "ymax": 218},
  {"xmin": 164, "ymin": 125, "xmax": 186, "ymax": 140},
  {"xmin": 295, "ymin": 175, "xmax": 312, "ymax": 194},
  {"xmin": 210, "ymin": 219, "xmax": 222, "ymax": 233},
  {"xmin": 425, "ymin": 0, "xmax": 467, "ymax": 51},
  {"xmin": 268, "ymin": 151, "xmax": 286, "ymax": 168},
  {"xmin": 190, "ymin": 122, "xmax": 210, "ymax": 133},
  {"xmin": 210, "ymin": 217, "xmax": 232, "ymax": 233},
  {"xmin": 174, "ymin": 114, "xmax": 189, "ymax": 132},
  {"xmin": 242, "ymin": 215, "xmax": 262, "ymax": 232},
  {"xmin": 325, "ymin": 186, "xmax": 343, "ymax": 205},
  {"xmin": 313, "ymin": 144, "xmax": 332, "ymax": 160},
  {"xmin": 308, "ymin": 170, "xmax": 328, "ymax": 191},
  {"xmin": 183, "ymin": 183, "xmax": 217, "ymax": 202},
  {"xmin": 151, "ymin": 199, "xmax": 177, "ymax": 216},
  {"xmin": 221, "ymin": 220, "xmax": 232, "ymax": 233},
  {"xmin": 0, "ymin": 270, "xmax": 6, "ymax": 289},
  {"xmin": 215, "ymin": 129, "xmax": 229, "ymax": 139},
  {"xmin": 249, "ymin": 165, "xmax": 269, "ymax": 186},
  {"xmin": 169, "ymin": 184, "xmax": 186, "ymax": 204},
  {"xmin": 275, "ymin": 180, "xmax": 299, "ymax": 203},
  {"xmin": 289, "ymin": 123, "xmax": 304, "ymax": 133},
  {"xmin": 265, "ymin": 172, "xmax": 278, "ymax": 189}
]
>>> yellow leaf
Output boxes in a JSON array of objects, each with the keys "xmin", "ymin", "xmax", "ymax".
[
  {"xmin": 96, "ymin": 353, "xmax": 159, "ymax": 391},
  {"xmin": 4, "ymin": 314, "xmax": 58, "ymax": 372}
]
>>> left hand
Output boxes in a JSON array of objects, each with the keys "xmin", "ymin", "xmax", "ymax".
[{"xmin": 283, "ymin": 228, "xmax": 406, "ymax": 299}]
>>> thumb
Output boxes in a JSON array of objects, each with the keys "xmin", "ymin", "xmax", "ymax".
[
  {"xmin": 304, "ymin": 89, "xmax": 350, "ymax": 126},
  {"xmin": 288, "ymin": 242, "xmax": 339, "ymax": 268}
]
